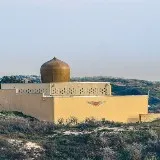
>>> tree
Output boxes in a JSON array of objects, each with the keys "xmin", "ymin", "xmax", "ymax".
[{"xmin": 0, "ymin": 76, "xmax": 24, "ymax": 83}]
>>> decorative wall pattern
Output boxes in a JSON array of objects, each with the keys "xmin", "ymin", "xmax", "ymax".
[
  {"xmin": 50, "ymin": 82, "xmax": 111, "ymax": 96},
  {"xmin": 1, "ymin": 84, "xmax": 50, "ymax": 95},
  {"xmin": 1, "ymin": 82, "xmax": 111, "ymax": 96},
  {"xmin": 87, "ymin": 101, "xmax": 106, "ymax": 106}
]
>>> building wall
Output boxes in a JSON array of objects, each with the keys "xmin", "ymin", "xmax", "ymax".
[
  {"xmin": 0, "ymin": 89, "xmax": 54, "ymax": 121},
  {"xmin": 53, "ymin": 96, "xmax": 148, "ymax": 123},
  {"xmin": 0, "ymin": 89, "xmax": 148, "ymax": 123},
  {"xmin": 140, "ymin": 113, "xmax": 160, "ymax": 122}
]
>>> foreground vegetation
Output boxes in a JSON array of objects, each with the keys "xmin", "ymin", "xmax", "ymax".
[
  {"xmin": 1, "ymin": 76, "xmax": 160, "ymax": 159},
  {"xmin": 0, "ymin": 111, "xmax": 160, "ymax": 160}
]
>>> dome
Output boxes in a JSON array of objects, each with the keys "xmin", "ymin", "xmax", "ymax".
[{"xmin": 40, "ymin": 57, "xmax": 70, "ymax": 83}]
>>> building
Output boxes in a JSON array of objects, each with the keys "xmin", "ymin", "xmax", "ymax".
[{"xmin": 0, "ymin": 57, "xmax": 159, "ymax": 123}]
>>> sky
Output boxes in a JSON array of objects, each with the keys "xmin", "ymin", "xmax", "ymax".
[{"xmin": 0, "ymin": 0, "xmax": 160, "ymax": 81}]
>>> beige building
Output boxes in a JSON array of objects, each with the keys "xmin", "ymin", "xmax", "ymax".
[{"xmin": 0, "ymin": 57, "xmax": 159, "ymax": 123}]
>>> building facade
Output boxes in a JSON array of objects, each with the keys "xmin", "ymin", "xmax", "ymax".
[{"xmin": 0, "ymin": 57, "xmax": 157, "ymax": 123}]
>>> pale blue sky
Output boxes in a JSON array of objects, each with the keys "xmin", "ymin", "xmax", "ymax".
[{"xmin": 0, "ymin": 0, "xmax": 160, "ymax": 80}]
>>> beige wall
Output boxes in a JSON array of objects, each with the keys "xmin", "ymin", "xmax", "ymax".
[
  {"xmin": 0, "ymin": 89, "xmax": 148, "ymax": 123},
  {"xmin": 54, "ymin": 95, "xmax": 148, "ymax": 123},
  {"xmin": 140, "ymin": 113, "xmax": 160, "ymax": 122},
  {"xmin": 0, "ymin": 89, "xmax": 54, "ymax": 121},
  {"xmin": 50, "ymin": 82, "xmax": 111, "ymax": 96},
  {"xmin": 1, "ymin": 82, "xmax": 111, "ymax": 97},
  {"xmin": 1, "ymin": 83, "xmax": 50, "ymax": 95}
]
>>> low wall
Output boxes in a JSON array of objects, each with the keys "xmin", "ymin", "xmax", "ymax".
[
  {"xmin": 140, "ymin": 113, "xmax": 160, "ymax": 122},
  {"xmin": 1, "ymin": 83, "xmax": 50, "ymax": 95},
  {"xmin": 1, "ymin": 82, "xmax": 112, "ymax": 96},
  {"xmin": 0, "ymin": 89, "xmax": 54, "ymax": 121},
  {"xmin": 50, "ymin": 82, "xmax": 111, "ymax": 96}
]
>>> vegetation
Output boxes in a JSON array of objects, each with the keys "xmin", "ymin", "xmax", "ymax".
[
  {"xmin": 1, "ymin": 76, "xmax": 160, "ymax": 159},
  {"xmin": 1, "ymin": 111, "xmax": 160, "ymax": 160},
  {"xmin": 0, "ymin": 76, "xmax": 24, "ymax": 84},
  {"xmin": 0, "ymin": 75, "xmax": 41, "ymax": 84}
]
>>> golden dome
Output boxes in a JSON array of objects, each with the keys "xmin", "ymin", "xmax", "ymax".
[{"xmin": 40, "ymin": 57, "xmax": 70, "ymax": 83}]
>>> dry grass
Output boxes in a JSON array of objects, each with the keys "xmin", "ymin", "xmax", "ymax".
[{"xmin": 1, "ymin": 111, "xmax": 160, "ymax": 160}]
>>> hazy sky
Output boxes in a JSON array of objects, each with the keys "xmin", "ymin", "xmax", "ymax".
[{"xmin": 0, "ymin": 0, "xmax": 160, "ymax": 81}]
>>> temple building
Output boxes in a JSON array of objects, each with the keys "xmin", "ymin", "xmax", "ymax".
[{"xmin": 0, "ymin": 57, "xmax": 159, "ymax": 123}]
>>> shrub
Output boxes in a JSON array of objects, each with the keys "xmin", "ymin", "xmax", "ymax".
[{"xmin": 66, "ymin": 117, "xmax": 78, "ymax": 126}]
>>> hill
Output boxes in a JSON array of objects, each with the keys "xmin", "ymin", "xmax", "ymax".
[
  {"xmin": 1, "ymin": 76, "xmax": 160, "ymax": 159},
  {"xmin": 0, "ymin": 111, "xmax": 160, "ymax": 160}
]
